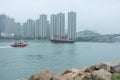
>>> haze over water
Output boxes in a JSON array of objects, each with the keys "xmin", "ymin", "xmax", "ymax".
[{"xmin": 0, "ymin": 41, "xmax": 120, "ymax": 80}]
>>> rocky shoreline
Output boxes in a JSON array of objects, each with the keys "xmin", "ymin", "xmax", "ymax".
[{"xmin": 19, "ymin": 60, "xmax": 120, "ymax": 80}]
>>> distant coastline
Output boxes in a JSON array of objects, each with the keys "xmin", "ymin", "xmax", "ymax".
[{"xmin": 1, "ymin": 30, "xmax": 120, "ymax": 43}]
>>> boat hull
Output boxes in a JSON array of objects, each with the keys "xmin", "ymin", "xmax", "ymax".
[
  {"xmin": 10, "ymin": 44, "xmax": 28, "ymax": 47},
  {"xmin": 51, "ymin": 39, "xmax": 74, "ymax": 43}
]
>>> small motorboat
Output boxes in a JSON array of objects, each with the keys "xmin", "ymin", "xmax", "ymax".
[{"xmin": 10, "ymin": 42, "xmax": 28, "ymax": 47}]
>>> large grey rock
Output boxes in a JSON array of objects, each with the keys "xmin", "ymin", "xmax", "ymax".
[
  {"xmin": 80, "ymin": 66, "xmax": 98, "ymax": 73},
  {"xmin": 56, "ymin": 68, "xmax": 92, "ymax": 80},
  {"xmin": 103, "ymin": 60, "xmax": 120, "ymax": 67},
  {"xmin": 74, "ymin": 72, "xmax": 91, "ymax": 80},
  {"xmin": 53, "ymin": 77, "xmax": 66, "ymax": 80},
  {"xmin": 60, "ymin": 68, "xmax": 80, "ymax": 76},
  {"xmin": 29, "ymin": 70, "xmax": 57, "ymax": 80},
  {"xmin": 93, "ymin": 69, "xmax": 112, "ymax": 80},
  {"xmin": 98, "ymin": 63, "xmax": 111, "ymax": 72},
  {"xmin": 80, "ymin": 67, "xmax": 90, "ymax": 73},
  {"xmin": 102, "ymin": 60, "xmax": 120, "ymax": 73},
  {"xmin": 59, "ymin": 68, "xmax": 80, "ymax": 80}
]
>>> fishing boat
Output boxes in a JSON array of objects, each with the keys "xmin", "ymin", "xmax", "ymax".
[
  {"xmin": 50, "ymin": 36, "xmax": 74, "ymax": 43},
  {"xmin": 10, "ymin": 42, "xmax": 28, "ymax": 47}
]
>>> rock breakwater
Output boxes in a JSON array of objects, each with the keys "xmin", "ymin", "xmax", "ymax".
[{"xmin": 28, "ymin": 60, "xmax": 120, "ymax": 80}]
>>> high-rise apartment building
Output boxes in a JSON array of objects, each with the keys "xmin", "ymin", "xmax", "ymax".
[
  {"xmin": 0, "ymin": 14, "xmax": 21, "ymax": 36},
  {"xmin": 39, "ymin": 14, "xmax": 48, "ymax": 38},
  {"xmin": 4, "ymin": 18, "xmax": 14, "ymax": 34},
  {"xmin": 68, "ymin": 11, "xmax": 76, "ymax": 40},
  {"xmin": 13, "ymin": 22, "xmax": 21, "ymax": 36},
  {"xmin": 29, "ymin": 14, "xmax": 49, "ymax": 38},
  {"xmin": 56, "ymin": 13, "xmax": 65, "ymax": 36},
  {"xmin": 34, "ymin": 19, "xmax": 39, "ymax": 37},
  {"xmin": 27, "ymin": 19, "xmax": 34, "ymax": 37},
  {"xmin": 21, "ymin": 22, "xmax": 27, "ymax": 37},
  {"xmin": 50, "ymin": 14, "xmax": 57, "ymax": 37},
  {"xmin": 22, "ymin": 19, "xmax": 34, "ymax": 37},
  {"xmin": 0, "ymin": 14, "xmax": 7, "ymax": 34},
  {"xmin": 46, "ymin": 20, "xmax": 50, "ymax": 38}
]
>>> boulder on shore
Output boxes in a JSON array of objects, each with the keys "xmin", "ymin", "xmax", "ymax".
[
  {"xmin": 93, "ymin": 69, "xmax": 112, "ymax": 80},
  {"xmin": 102, "ymin": 60, "xmax": 120, "ymax": 73},
  {"xmin": 29, "ymin": 70, "xmax": 57, "ymax": 80},
  {"xmin": 59, "ymin": 68, "xmax": 80, "ymax": 80}
]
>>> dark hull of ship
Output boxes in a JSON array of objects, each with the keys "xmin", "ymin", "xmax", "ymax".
[{"xmin": 50, "ymin": 39, "xmax": 74, "ymax": 43}]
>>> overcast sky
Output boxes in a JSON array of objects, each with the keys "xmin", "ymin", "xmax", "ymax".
[{"xmin": 0, "ymin": 0, "xmax": 120, "ymax": 34}]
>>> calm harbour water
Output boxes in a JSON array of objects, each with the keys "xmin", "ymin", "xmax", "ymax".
[{"xmin": 0, "ymin": 41, "xmax": 120, "ymax": 80}]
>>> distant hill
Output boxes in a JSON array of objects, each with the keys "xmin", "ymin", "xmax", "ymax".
[{"xmin": 76, "ymin": 30, "xmax": 101, "ymax": 37}]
